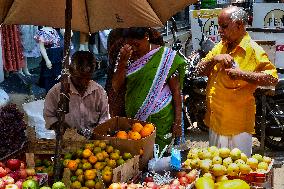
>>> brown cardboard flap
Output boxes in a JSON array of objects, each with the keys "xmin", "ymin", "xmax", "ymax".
[
  {"xmin": 112, "ymin": 155, "xmax": 140, "ymax": 183},
  {"xmin": 93, "ymin": 117, "xmax": 156, "ymax": 170}
]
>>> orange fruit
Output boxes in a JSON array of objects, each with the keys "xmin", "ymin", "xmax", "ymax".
[
  {"xmin": 144, "ymin": 123, "xmax": 155, "ymax": 132},
  {"xmin": 67, "ymin": 160, "xmax": 78, "ymax": 171},
  {"xmin": 116, "ymin": 131, "xmax": 128, "ymax": 139},
  {"xmin": 140, "ymin": 127, "xmax": 152, "ymax": 138},
  {"xmin": 82, "ymin": 149, "xmax": 93, "ymax": 159},
  {"xmin": 132, "ymin": 123, "xmax": 144, "ymax": 133},
  {"xmin": 102, "ymin": 170, "xmax": 113, "ymax": 183},
  {"xmin": 88, "ymin": 155, "xmax": 98, "ymax": 164},
  {"xmin": 128, "ymin": 131, "xmax": 133, "ymax": 139},
  {"xmin": 128, "ymin": 131, "xmax": 141, "ymax": 140},
  {"xmin": 84, "ymin": 169, "xmax": 96, "ymax": 180}
]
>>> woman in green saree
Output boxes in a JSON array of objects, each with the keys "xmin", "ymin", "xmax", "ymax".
[{"xmin": 112, "ymin": 27, "xmax": 186, "ymax": 149}]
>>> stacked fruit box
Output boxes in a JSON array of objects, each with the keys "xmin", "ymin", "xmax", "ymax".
[
  {"xmin": 92, "ymin": 117, "xmax": 156, "ymax": 170},
  {"xmin": 239, "ymin": 159, "xmax": 274, "ymax": 189}
]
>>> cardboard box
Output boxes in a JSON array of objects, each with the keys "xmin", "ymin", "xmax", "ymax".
[
  {"xmin": 62, "ymin": 156, "xmax": 140, "ymax": 189},
  {"xmin": 93, "ymin": 117, "xmax": 156, "ymax": 170}
]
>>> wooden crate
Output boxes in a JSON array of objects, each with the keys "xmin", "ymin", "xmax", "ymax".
[{"xmin": 26, "ymin": 127, "xmax": 89, "ymax": 154}]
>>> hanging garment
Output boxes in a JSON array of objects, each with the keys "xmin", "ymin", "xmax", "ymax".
[
  {"xmin": 19, "ymin": 25, "xmax": 41, "ymax": 58},
  {"xmin": 34, "ymin": 27, "xmax": 64, "ymax": 92},
  {"xmin": 1, "ymin": 25, "xmax": 25, "ymax": 72}
]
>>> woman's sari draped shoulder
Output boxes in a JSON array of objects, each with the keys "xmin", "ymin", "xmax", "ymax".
[{"xmin": 125, "ymin": 46, "xmax": 186, "ymax": 148}]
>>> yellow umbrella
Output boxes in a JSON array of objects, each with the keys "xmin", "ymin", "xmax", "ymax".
[
  {"xmin": 0, "ymin": 0, "xmax": 197, "ymax": 181},
  {"xmin": 1, "ymin": 0, "xmax": 197, "ymax": 33}
]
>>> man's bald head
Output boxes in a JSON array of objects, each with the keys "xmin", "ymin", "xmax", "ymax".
[{"xmin": 220, "ymin": 6, "xmax": 248, "ymax": 25}]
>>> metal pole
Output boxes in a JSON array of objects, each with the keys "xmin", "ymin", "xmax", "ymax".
[
  {"xmin": 260, "ymin": 93, "xmax": 266, "ymax": 156},
  {"xmin": 53, "ymin": 0, "xmax": 72, "ymax": 181}
]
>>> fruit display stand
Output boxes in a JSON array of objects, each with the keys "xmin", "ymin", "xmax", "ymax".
[
  {"xmin": 182, "ymin": 147, "xmax": 275, "ymax": 189},
  {"xmin": 241, "ymin": 159, "xmax": 274, "ymax": 189},
  {"xmin": 26, "ymin": 127, "xmax": 91, "ymax": 154},
  {"xmin": 92, "ymin": 117, "xmax": 156, "ymax": 170}
]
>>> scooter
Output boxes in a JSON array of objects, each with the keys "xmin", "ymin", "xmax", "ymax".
[{"xmin": 254, "ymin": 69, "xmax": 284, "ymax": 150}]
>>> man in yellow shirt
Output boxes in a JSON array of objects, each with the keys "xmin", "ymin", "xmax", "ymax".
[{"xmin": 196, "ymin": 6, "xmax": 278, "ymax": 156}]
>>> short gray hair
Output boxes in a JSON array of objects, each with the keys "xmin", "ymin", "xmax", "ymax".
[{"xmin": 230, "ymin": 7, "xmax": 248, "ymax": 25}]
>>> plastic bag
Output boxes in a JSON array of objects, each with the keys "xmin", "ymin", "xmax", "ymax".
[
  {"xmin": 22, "ymin": 100, "xmax": 55, "ymax": 139},
  {"xmin": 0, "ymin": 89, "xmax": 9, "ymax": 107}
]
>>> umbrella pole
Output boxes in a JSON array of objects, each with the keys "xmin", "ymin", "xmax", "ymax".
[{"xmin": 53, "ymin": 0, "xmax": 72, "ymax": 181}]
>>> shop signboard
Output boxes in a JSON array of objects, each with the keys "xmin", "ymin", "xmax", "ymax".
[
  {"xmin": 252, "ymin": 3, "xmax": 284, "ymax": 28},
  {"xmin": 190, "ymin": 9, "xmax": 221, "ymax": 51}
]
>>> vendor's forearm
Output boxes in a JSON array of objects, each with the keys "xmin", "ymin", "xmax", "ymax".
[
  {"xmin": 112, "ymin": 61, "xmax": 127, "ymax": 92},
  {"xmin": 169, "ymin": 76, "xmax": 182, "ymax": 124},
  {"xmin": 240, "ymin": 71, "xmax": 278, "ymax": 86},
  {"xmin": 196, "ymin": 59, "xmax": 216, "ymax": 76}
]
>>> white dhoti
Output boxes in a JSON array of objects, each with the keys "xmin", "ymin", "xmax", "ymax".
[{"xmin": 209, "ymin": 129, "xmax": 252, "ymax": 157}]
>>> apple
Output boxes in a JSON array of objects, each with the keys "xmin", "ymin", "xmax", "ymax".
[
  {"xmin": 211, "ymin": 164, "xmax": 227, "ymax": 177},
  {"xmin": 235, "ymin": 159, "xmax": 246, "ymax": 166},
  {"xmin": 263, "ymin": 156, "xmax": 272, "ymax": 164},
  {"xmin": 25, "ymin": 168, "xmax": 36, "ymax": 177},
  {"xmin": 52, "ymin": 181, "xmax": 66, "ymax": 189},
  {"xmin": 223, "ymin": 157, "xmax": 233, "ymax": 168},
  {"xmin": 185, "ymin": 172, "xmax": 197, "ymax": 183},
  {"xmin": 230, "ymin": 148, "xmax": 241, "ymax": 161},
  {"xmin": 0, "ymin": 163, "xmax": 5, "ymax": 168},
  {"xmin": 215, "ymin": 175, "xmax": 228, "ymax": 183},
  {"xmin": 258, "ymin": 162, "xmax": 269, "ymax": 171},
  {"xmin": 7, "ymin": 172, "xmax": 19, "ymax": 182},
  {"xmin": 198, "ymin": 149, "xmax": 211, "ymax": 160},
  {"xmin": 17, "ymin": 169, "xmax": 27, "ymax": 179},
  {"xmin": 0, "ymin": 178, "xmax": 6, "ymax": 189},
  {"xmin": 15, "ymin": 181, "xmax": 23, "ymax": 189},
  {"xmin": 146, "ymin": 182, "xmax": 159, "ymax": 189},
  {"xmin": 169, "ymin": 184, "xmax": 179, "ymax": 189},
  {"xmin": 2, "ymin": 176, "xmax": 14, "ymax": 185},
  {"xmin": 4, "ymin": 168, "xmax": 11, "ymax": 174},
  {"xmin": 171, "ymin": 179, "xmax": 180, "ymax": 186},
  {"xmin": 227, "ymin": 163, "xmax": 240, "ymax": 176},
  {"xmin": 212, "ymin": 156, "xmax": 222, "ymax": 165},
  {"xmin": 247, "ymin": 158, "xmax": 259, "ymax": 171},
  {"xmin": 6, "ymin": 160, "xmax": 21, "ymax": 172},
  {"xmin": 199, "ymin": 159, "xmax": 212, "ymax": 173},
  {"xmin": 241, "ymin": 153, "xmax": 248, "ymax": 162},
  {"xmin": 178, "ymin": 177, "xmax": 188, "ymax": 186},
  {"xmin": 208, "ymin": 146, "xmax": 219, "ymax": 157},
  {"xmin": 239, "ymin": 164, "xmax": 251, "ymax": 175},
  {"xmin": 144, "ymin": 176, "xmax": 154, "ymax": 183},
  {"xmin": 186, "ymin": 152, "xmax": 198, "ymax": 159},
  {"xmin": 219, "ymin": 148, "xmax": 230, "ymax": 158},
  {"xmin": 252, "ymin": 154, "xmax": 263, "ymax": 162},
  {"xmin": 160, "ymin": 184, "xmax": 170, "ymax": 189},
  {"xmin": 176, "ymin": 171, "xmax": 187, "ymax": 179},
  {"xmin": 0, "ymin": 167, "xmax": 7, "ymax": 178},
  {"xmin": 22, "ymin": 180, "xmax": 39, "ymax": 189},
  {"xmin": 202, "ymin": 172, "xmax": 215, "ymax": 181},
  {"xmin": 5, "ymin": 184, "xmax": 18, "ymax": 189},
  {"xmin": 189, "ymin": 158, "xmax": 200, "ymax": 169}
]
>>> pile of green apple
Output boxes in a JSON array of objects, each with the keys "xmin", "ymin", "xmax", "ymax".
[{"xmin": 183, "ymin": 147, "xmax": 272, "ymax": 182}]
